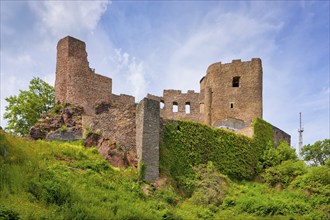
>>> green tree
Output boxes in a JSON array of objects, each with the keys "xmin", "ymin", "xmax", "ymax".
[
  {"xmin": 301, "ymin": 139, "xmax": 330, "ymax": 166},
  {"xmin": 258, "ymin": 140, "xmax": 297, "ymax": 170},
  {"xmin": 4, "ymin": 77, "xmax": 55, "ymax": 136}
]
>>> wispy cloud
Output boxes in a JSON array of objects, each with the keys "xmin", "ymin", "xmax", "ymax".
[
  {"xmin": 1, "ymin": 1, "xmax": 328, "ymax": 147},
  {"xmin": 29, "ymin": 1, "xmax": 109, "ymax": 39}
]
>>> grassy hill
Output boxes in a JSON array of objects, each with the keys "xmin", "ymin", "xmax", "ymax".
[{"xmin": 1, "ymin": 122, "xmax": 329, "ymax": 219}]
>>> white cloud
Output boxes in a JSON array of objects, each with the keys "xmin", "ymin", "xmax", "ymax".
[
  {"xmin": 161, "ymin": 8, "xmax": 281, "ymax": 92},
  {"xmin": 103, "ymin": 48, "xmax": 147, "ymax": 101},
  {"xmin": 1, "ymin": 1, "xmax": 328, "ymax": 146},
  {"xmin": 29, "ymin": 1, "xmax": 109, "ymax": 38},
  {"xmin": 0, "ymin": 1, "xmax": 111, "ymax": 128}
]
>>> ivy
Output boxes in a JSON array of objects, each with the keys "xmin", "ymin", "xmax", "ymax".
[{"xmin": 160, "ymin": 119, "xmax": 274, "ymax": 194}]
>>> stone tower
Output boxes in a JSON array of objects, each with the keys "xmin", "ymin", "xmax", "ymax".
[
  {"xmin": 200, "ymin": 58, "xmax": 263, "ymax": 129},
  {"xmin": 55, "ymin": 36, "xmax": 112, "ymax": 114}
]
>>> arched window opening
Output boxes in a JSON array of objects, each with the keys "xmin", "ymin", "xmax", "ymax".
[
  {"xmin": 172, "ymin": 102, "xmax": 178, "ymax": 112},
  {"xmin": 185, "ymin": 102, "xmax": 191, "ymax": 114},
  {"xmin": 160, "ymin": 100, "xmax": 165, "ymax": 109}
]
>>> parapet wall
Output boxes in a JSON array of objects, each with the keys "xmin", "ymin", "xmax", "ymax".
[{"xmin": 147, "ymin": 90, "xmax": 202, "ymax": 122}]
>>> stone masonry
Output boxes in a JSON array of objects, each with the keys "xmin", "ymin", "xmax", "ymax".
[
  {"xmin": 55, "ymin": 36, "xmax": 112, "ymax": 115},
  {"xmin": 136, "ymin": 98, "xmax": 160, "ymax": 181},
  {"xmin": 51, "ymin": 36, "xmax": 291, "ymax": 181},
  {"xmin": 149, "ymin": 58, "xmax": 263, "ymax": 130}
]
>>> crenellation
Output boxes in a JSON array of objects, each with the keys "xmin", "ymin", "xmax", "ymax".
[{"xmin": 232, "ymin": 59, "xmax": 241, "ymax": 63}]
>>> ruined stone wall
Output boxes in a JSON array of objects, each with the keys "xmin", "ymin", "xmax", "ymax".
[
  {"xmin": 273, "ymin": 126, "xmax": 291, "ymax": 146},
  {"xmin": 136, "ymin": 98, "xmax": 160, "ymax": 181},
  {"xmin": 82, "ymin": 94, "xmax": 136, "ymax": 152},
  {"xmin": 147, "ymin": 90, "xmax": 202, "ymax": 122},
  {"xmin": 55, "ymin": 36, "xmax": 112, "ymax": 115},
  {"xmin": 201, "ymin": 58, "xmax": 263, "ymax": 127}
]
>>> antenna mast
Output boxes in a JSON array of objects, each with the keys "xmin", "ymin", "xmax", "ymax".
[{"xmin": 298, "ymin": 112, "xmax": 304, "ymax": 158}]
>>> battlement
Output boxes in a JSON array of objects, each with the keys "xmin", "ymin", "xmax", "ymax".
[
  {"xmin": 206, "ymin": 58, "xmax": 261, "ymax": 75},
  {"xmin": 163, "ymin": 89, "xmax": 198, "ymax": 95}
]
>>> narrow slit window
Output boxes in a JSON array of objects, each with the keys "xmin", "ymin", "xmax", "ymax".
[
  {"xmin": 172, "ymin": 102, "xmax": 178, "ymax": 112},
  {"xmin": 160, "ymin": 100, "xmax": 165, "ymax": 109},
  {"xmin": 185, "ymin": 102, "xmax": 191, "ymax": 114},
  {"xmin": 232, "ymin": 76, "xmax": 240, "ymax": 87},
  {"xmin": 230, "ymin": 103, "xmax": 234, "ymax": 108}
]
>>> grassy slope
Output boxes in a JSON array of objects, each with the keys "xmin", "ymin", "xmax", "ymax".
[{"xmin": 0, "ymin": 129, "xmax": 329, "ymax": 219}]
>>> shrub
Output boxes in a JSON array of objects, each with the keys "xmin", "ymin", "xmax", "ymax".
[
  {"xmin": 28, "ymin": 171, "xmax": 72, "ymax": 206},
  {"xmin": 0, "ymin": 206, "xmax": 20, "ymax": 220},
  {"xmin": 262, "ymin": 160, "xmax": 307, "ymax": 188},
  {"xmin": 291, "ymin": 166, "xmax": 330, "ymax": 196},
  {"xmin": 190, "ymin": 162, "xmax": 230, "ymax": 207}
]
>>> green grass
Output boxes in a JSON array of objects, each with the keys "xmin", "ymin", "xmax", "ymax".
[{"xmin": 0, "ymin": 130, "xmax": 329, "ymax": 219}]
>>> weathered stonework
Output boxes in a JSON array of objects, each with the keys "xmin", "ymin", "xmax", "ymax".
[
  {"xmin": 147, "ymin": 90, "xmax": 202, "ymax": 122},
  {"xmin": 136, "ymin": 98, "xmax": 160, "ymax": 181},
  {"xmin": 55, "ymin": 36, "xmax": 112, "ymax": 115},
  {"xmin": 148, "ymin": 59, "xmax": 262, "ymax": 130},
  {"xmin": 273, "ymin": 126, "xmax": 291, "ymax": 147},
  {"xmin": 37, "ymin": 35, "xmax": 291, "ymax": 181},
  {"xmin": 82, "ymin": 94, "xmax": 136, "ymax": 153}
]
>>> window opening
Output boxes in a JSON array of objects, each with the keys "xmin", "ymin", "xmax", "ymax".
[
  {"xmin": 232, "ymin": 76, "xmax": 240, "ymax": 87},
  {"xmin": 230, "ymin": 103, "xmax": 234, "ymax": 108},
  {"xmin": 185, "ymin": 102, "xmax": 191, "ymax": 114},
  {"xmin": 172, "ymin": 102, "xmax": 178, "ymax": 112},
  {"xmin": 160, "ymin": 100, "xmax": 165, "ymax": 109}
]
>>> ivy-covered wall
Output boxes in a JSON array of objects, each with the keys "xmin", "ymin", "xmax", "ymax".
[{"xmin": 160, "ymin": 118, "xmax": 274, "ymax": 191}]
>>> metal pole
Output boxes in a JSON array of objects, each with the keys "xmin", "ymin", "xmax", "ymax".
[{"xmin": 298, "ymin": 112, "xmax": 304, "ymax": 159}]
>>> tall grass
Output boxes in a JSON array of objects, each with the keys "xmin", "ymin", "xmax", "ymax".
[{"xmin": 0, "ymin": 131, "xmax": 328, "ymax": 219}]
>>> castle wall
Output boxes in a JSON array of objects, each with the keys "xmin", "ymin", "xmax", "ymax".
[
  {"xmin": 82, "ymin": 94, "xmax": 136, "ymax": 152},
  {"xmin": 136, "ymin": 98, "xmax": 160, "ymax": 181},
  {"xmin": 147, "ymin": 90, "xmax": 202, "ymax": 122},
  {"xmin": 55, "ymin": 36, "xmax": 112, "ymax": 115},
  {"xmin": 201, "ymin": 58, "xmax": 263, "ymax": 126},
  {"xmin": 52, "ymin": 36, "xmax": 291, "ymax": 176},
  {"xmin": 273, "ymin": 126, "xmax": 291, "ymax": 146}
]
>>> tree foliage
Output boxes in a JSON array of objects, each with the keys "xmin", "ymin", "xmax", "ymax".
[
  {"xmin": 4, "ymin": 77, "xmax": 55, "ymax": 136},
  {"xmin": 301, "ymin": 139, "xmax": 330, "ymax": 166}
]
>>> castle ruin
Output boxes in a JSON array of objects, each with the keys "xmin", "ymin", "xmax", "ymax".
[{"xmin": 53, "ymin": 36, "xmax": 290, "ymax": 181}]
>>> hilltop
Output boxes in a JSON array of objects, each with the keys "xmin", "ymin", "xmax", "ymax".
[{"xmin": 1, "ymin": 121, "xmax": 329, "ymax": 219}]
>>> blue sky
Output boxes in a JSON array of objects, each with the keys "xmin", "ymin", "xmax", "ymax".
[{"xmin": 1, "ymin": 1, "xmax": 329, "ymax": 151}]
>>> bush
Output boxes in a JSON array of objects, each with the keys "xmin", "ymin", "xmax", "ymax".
[
  {"xmin": 258, "ymin": 140, "xmax": 298, "ymax": 171},
  {"xmin": 291, "ymin": 166, "xmax": 330, "ymax": 196},
  {"xmin": 189, "ymin": 162, "xmax": 230, "ymax": 207},
  {"xmin": 262, "ymin": 160, "xmax": 307, "ymax": 188},
  {"xmin": 28, "ymin": 175, "xmax": 72, "ymax": 206},
  {"xmin": 0, "ymin": 206, "xmax": 20, "ymax": 220},
  {"xmin": 153, "ymin": 186, "xmax": 178, "ymax": 205}
]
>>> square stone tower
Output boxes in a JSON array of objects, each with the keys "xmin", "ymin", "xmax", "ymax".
[
  {"xmin": 200, "ymin": 58, "xmax": 263, "ymax": 128},
  {"xmin": 55, "ymin": 36, "xmax": 112, "ymax": 114}
]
